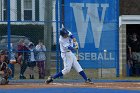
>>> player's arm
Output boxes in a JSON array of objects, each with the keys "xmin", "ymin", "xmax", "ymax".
[
  {"xmin": 68, "ymin": 31, "xmax": 79, "ymax": 49},
  {"xmin": 65, "ymin": 44, "xmax": 78, "ymax": 51},
  {"xmin": 60, "ymin": 40, "xmax": 77, "ymax": 51},
  {"xmin": 68, "ymin": 31, "xmax": 76, "ymax": 40}
]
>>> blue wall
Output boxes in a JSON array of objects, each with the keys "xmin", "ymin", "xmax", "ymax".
[{"xmin": 64, "ymin": 0, "xmax": 119, "ymax": 69}]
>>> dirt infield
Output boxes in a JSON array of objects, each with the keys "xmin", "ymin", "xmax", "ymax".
[{"xmin": 1, "ymin": 82, "xmax": 140, "ymax": 90}]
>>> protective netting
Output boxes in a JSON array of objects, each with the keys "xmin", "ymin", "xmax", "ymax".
[{"xmin": 0, "ymin": 0, "xmax": 59, "ymax": 80}]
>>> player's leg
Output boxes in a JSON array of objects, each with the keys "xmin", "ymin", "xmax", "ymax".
[
  {"xmin": 73, "ymin": 60, "xmax": 89, "ymax": 81},
  {"xmin": 45, "ymin": 53, "xmax": 73, "ymax": 84},
  {"xmin": 72, "ymin": 54, "xmax": 93, "ymax": 83},
  {"xmin": 46, "ymin": 58, "xmax": 72, "ymax": 80},
  {"xmin": 47, "ymin": 60, "xmax": 72, "ymax": 80}
]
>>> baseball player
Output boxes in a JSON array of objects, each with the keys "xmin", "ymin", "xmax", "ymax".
[
  {"xmin": 45, "ymin": 28, "xmax": 92, "ymax": 84},
  {"xmin": 0, "ymin": 50, "xmax": 12, "ymax": 85}
]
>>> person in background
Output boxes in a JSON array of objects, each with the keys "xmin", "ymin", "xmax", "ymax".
[
  {"xmin": 128, "ymin": 33, "xmax": 140, "ymax": 76},
  {"xmin": 27, "ymin": 42, "xmax": 36, "ymax": 79},
  {"xmin": 17, "ymin": 39, "xmax": 29, "ymax": 79},
  {"xmin": 35, "ymin": 40, "xmax": 46, "ymax": 79}
]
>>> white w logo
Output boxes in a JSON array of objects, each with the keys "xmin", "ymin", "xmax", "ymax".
[{"xmin": 70, "ymin": 3, "xmax": 109, "ymax": 48}]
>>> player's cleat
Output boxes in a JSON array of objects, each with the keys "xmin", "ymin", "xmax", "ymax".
[
  {"xmin": 85, "ymin": 78, "xmax": 94, "ymax": 84},
  {"xmin": 19, "ymin": 75, "xmax": 26, "ymax": 79},
  {"xmin": 45, "ymin": 76, "xmax": 53, "ymax": 84},
  {"xmin": 5, "ymin": 80, "xmax": 9, "ymax": 84}
]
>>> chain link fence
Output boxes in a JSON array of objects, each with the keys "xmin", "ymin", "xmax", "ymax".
[
  {"xmin": 0, "ymin": 0, "xmax": 128, "ymax": 82},
  {"xmin": 0, "ymin": 0, "xmax": 61, "ymax": 80}
]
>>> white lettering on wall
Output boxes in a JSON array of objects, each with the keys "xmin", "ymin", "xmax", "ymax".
[
  {"xmin": 70, "ymin": 3, "xmax": 109, "ymax": 48},
  {"xmin": 79, "ymin": 52, "xmax": 115, "ymax": 61}
]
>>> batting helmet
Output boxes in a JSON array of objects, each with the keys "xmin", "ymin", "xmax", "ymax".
[{"xmin": 60, "ymin": 28, "xmax": 69, "ymax": 37}]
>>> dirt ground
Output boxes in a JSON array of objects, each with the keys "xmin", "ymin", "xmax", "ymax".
[{"xmin": 1, "ymin": 82, "xmax": 140, "ymax": 90}]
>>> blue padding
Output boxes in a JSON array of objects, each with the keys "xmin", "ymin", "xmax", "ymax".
[{"xmin": 0, "ymin": 88, "xmax": 140, "ymax": 93}]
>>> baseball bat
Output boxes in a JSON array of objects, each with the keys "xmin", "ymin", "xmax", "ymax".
[
  {"xmin": 74, "ymin": 41, "xmax": 79, "ymax": 61},
  {"xmin": 76, "ymin": 49, "xmax": 79, "ymax": 61}
]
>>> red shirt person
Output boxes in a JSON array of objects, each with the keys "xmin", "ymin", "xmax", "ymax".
[{"xmin": 17, "ymin": 39, "xmax": 29, "ymax": 79}]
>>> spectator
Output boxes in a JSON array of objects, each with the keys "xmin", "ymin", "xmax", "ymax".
[
  {"xmin": 35, "ymin": 40, "xmax": 46, "ymax": 79},
  {"xmin": 17, "ymin": 39, "xmax": 29, "ymax": 79},
  {"xmin": 27, "ymin": 42, "xmax": 36, "ymax": 79},
  {"xmin": 128, "ymin": 33, "xmax": 140, "ymax": 76}
]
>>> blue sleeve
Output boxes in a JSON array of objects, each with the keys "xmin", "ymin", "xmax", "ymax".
[
  {"xmin": 68, "ymin": 46, "xmax": 75, "ymax": 51},
  {"xmin": 70, "ymin": 35, "xmax": 74, "ymax": 39}
]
